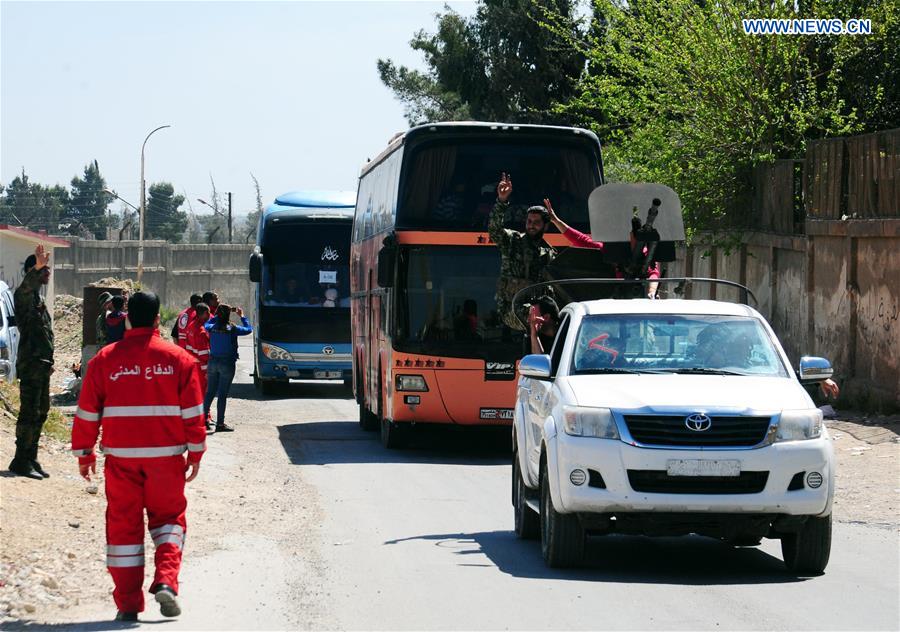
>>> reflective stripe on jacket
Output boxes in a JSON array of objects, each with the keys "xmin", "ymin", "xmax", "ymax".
[{"xmin": 71, "ymin": 327, "xmax": 206, "ymax": 465}]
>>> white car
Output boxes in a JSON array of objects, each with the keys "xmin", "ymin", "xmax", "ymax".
[
  {"xmin": 513, "ymin": 296, "xmax": 835, "ymax": 573},
  {"xmin": 0, "ymin": 281, "xmax": 18, "ymax": 383}
]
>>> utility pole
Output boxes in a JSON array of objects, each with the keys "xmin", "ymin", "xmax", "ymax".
[{"xmin": 227, "ymin": 191, "xmax": 233, "ymax": 244}]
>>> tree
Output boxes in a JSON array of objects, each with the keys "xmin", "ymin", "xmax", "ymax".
[
  {"xmin": 377, "ymin": 0, "xmax": 586, "ymax": 125},
  {"xmin": 0, "ymin": 169, "xmax": 70, "ymax": 233},
  {"xmin": 240, "ymin": 173, "xmax": 264, "ymax": 244},
  {"xmin": 68, "ymin": 160, "xmax": 112, "ymax": 238},
  {"xmin": 551, "ymin": 0, "xmax": 872, "ymax": 231},
  {"xmin": 145, "ymin": 182, "xmax": 187, "ymax": 242}
]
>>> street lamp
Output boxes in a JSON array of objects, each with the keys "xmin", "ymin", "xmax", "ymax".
[
  {"xmin": 197, "ymin": 193, "xmax": 232, "ymax": 243},
  {"xmin": 138, "ymin": 124, "xmax": 171, "ymax": 285},
  {"xmin": 103, "ymin": 189, "xmax": 138, "ymax": 241}
]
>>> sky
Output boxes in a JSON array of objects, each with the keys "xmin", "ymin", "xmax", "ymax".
[{"xmin": 0, "ymin": 0, "xmax": 477, "ymax": 224}]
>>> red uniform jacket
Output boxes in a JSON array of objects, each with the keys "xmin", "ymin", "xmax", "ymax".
[
  {"xmin": 185, "ymin": 320, "xmax": 210, "ymax": 375},
  {"xmin": 175, "ymin": 306, "xmax": 196, "ymax": 349},
  {"xmin": 72, "ymin": 328, "xmax": 206, "ymax": 465}
]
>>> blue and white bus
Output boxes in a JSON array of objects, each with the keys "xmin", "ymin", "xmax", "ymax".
[{"xmin": 249, "ymin": 190, "xmax": 355, "ymax": 394}]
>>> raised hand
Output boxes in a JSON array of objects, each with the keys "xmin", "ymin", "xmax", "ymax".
[
  {"xmin": 543, "ymin": 198, "xmax": 559, "ymax": 223},
  {"xmin": 34, "ymin": 244, "xmax": 50, "ymax": 269},
  {"xmin": 497, "ymin": 172, "xmax": 512, "ymax": 202}
]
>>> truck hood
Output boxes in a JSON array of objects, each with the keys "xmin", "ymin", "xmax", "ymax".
[{"xmin": 563, "ymin": 374, "xmax": 811, "ymax": 414}]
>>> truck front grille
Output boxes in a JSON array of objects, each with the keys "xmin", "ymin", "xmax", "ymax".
[{"xmin": 623, "ymin": 415, "xmax": 772, "ymax": 447}]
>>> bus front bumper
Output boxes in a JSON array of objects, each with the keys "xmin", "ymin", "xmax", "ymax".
[{"xmin": 257, "ymin": 347, "xmax": 351, "ymax": 381}]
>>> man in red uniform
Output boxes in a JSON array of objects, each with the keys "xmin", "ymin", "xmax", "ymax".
[
  {"xmin": 72, "ymin": 291, "xmax": 206, "ymax": 622},
  {"xmin": 174, "ymin": 293, "xmax": 202, "ymax": 348},
  {"xmin": 185, "ymin": 303, "xmax": 211, "ymax": 428}
]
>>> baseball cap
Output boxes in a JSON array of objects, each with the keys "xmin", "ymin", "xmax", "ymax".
[{"xmin": 97, "ymin": 292, "xmax": 113, "ymax": 307}]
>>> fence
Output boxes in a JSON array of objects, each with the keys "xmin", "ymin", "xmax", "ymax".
[{"xmin": 751, "ymin": 128, "xmax": 899, "ymax": 232}]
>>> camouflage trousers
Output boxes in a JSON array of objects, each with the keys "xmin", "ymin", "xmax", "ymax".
[{"xmin": 13, "ymin": 365, "xmax": 51, "ymax": 464}]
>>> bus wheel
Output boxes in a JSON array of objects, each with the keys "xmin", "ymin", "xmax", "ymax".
[
  {"xmin": 359, "ymin": 402, "xmax": 378, "ymax": 432},
  {"xmin": 381, "ymin": 419, "xmax": 405, "ymax": 449}
]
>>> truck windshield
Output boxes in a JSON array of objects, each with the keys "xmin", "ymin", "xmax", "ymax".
[
  {"xmin": 398, "ymin": 138, "xmax": 601, "ymax": 232},
  {"xmin": 571, "ymin": 314, "xmax": 788, "ymax": 377},
  {"xmin": 396, "ymin": 245, "xmax": 520, "ymax": 360}
]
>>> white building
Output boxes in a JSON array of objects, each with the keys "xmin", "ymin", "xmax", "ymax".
[{"xmin": 0, "ymin": 225, "xmax": 71, "ymax": 313}]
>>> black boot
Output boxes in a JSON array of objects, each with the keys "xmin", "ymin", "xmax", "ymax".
[
  {"xmin": 9, "ymin": 458, "xmax": 43, "ymax": 480},
  {"xmin": 31, "ymin": 460, "xmax": 50, "ymax": 478},
  {"xmin": 215, "ymin": 423, "xmax": 234, "ymax": 432},
  {"xmin": 114, "ymin": 611, "xmax": 138, "ymax": 621}
]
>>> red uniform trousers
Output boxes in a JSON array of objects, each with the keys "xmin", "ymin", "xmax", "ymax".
[{"xmin": 105, "ymin": 455, "xmax": 188, "ymax": 613}]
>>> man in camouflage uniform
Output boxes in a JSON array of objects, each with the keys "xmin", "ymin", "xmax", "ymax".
[
  {"xmin": 488, "ymin": 172, "xmax": 557, "ymax": 331},
  {"xmin": 96, "ymin": 292, "xmax": 112, "ymax": 347},
  {"xmin": 9, "ymin": 245, "xmax": 54, "ymax": 480}
]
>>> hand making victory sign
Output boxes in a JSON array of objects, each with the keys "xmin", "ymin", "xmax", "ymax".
[{"xmin": 497, "ymin": 172, "xmax": 512, "ymax": 202}]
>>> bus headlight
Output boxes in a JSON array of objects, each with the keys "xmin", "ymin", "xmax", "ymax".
[
  {"xmin": 396, "ymin": 375, "xmax": 428, "ymax": 392},
  {"xmin": 562, "ymin": 406, "xmax": 619, "ymax": 439},
  {"xmin": 262, "ymin": 343, "xmax": 292, "ymax": 362},
  {"xmin": 776, "ymin": 409, "xmax": 823, "ymax": 442}
]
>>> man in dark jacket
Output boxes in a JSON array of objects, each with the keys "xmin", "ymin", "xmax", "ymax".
[
  {"xmin": 9, "ymin": 245, "xmax": 54, "ymax": 479},
  {"xmin": 488, "ymin": 172, "xmax": 557, "ymax": 331}
]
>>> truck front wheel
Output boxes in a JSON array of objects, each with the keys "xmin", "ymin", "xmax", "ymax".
[
  {"xmin": 540, "ymin": 460, "xmax": 584, "ymax": 567},
  {"xmin": 781, "ymin": 514, "xmax": 832, "ymax": 574}
]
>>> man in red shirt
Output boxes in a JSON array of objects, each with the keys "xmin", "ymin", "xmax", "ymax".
[
  {"xmin": 185, "ymin": 303, "xmax": 211, "ymax": 428},
  {"xmin": 72, "ymin": 291, "xmax": 206, "ymax": 622},
  {"xmin": 174, "ymin": 293, "xmax": 202, "ymax": 348}
]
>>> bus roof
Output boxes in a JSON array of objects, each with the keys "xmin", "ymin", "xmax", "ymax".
[
  {"xmin": 359, "ymin": 121, "xmax": 601, "ymax": 177},
  {"xmin": 265, "ymin": 190, "xmax": 356, "ymax": 218}
]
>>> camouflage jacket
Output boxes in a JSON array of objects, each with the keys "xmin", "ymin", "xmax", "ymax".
[
  {"xmin": 13, "ymin": 267, "xmax": 54, "ymax": 371},
  {"xmin": 488, "ymin": 200, "xmax": 556, "ymax": 305},
  {"xmin": 96, "ymin": 313, "xmax": 107, "ymax": 346}
]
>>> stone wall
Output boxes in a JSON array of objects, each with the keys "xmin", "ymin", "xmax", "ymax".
[{"xmin": 670, "ymin": 220, "xmax": 900, "ymax": 410}]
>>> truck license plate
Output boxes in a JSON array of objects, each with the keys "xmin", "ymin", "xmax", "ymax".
[
  {"xmin": 314, "ymin": 370, "xmax": 342, "ymax": 379},
  {"xmin": 666, "ymin": 459, "xmax": 741, "ymax": 477}
]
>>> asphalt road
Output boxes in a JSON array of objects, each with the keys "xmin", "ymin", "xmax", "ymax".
[{"xmin": 63, "ymin": 342, "xmax": 899, "ymax": 631}]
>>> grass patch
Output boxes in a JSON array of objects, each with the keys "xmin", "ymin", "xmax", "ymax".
[{"xmin": 0, "ymin": 379, "xmax": 71, "ymax": 443}]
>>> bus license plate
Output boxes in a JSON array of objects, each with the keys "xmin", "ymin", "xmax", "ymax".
[
  {"xmin": 314, "ymin": 370, "xmax": 342, "ymax": 379},
  {"xmin": 480, "ymin": 408, "xmax": 514, "ymax": 421},
  {"xmin": 666, "ymin": 459, "xmax": 741, "ymax": 477}
]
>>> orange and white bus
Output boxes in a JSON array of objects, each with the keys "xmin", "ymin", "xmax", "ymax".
[{"xmin": 351, "ymin": 122, "xmax": 604, "ymax": 447}]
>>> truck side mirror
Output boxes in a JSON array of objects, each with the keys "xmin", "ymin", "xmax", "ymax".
[
  {"xmin": 798, "ymin": 356, "xmax": 833, "ymax": 383},
  {"xmin": 249, "ymin": 252, "xmax": 263, "ymax": 283},
  {"xmin": 377, "ymin": 246, "xmax": 396, "ymax": 288}
]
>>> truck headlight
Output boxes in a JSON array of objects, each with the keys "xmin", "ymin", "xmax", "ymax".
[
  {"xmin": 562, "ymin": 406, "xmax": 619, "ymax": 439},
  {"xmin": 261, "ymin": 343, "xmax": 291, "ymax": 361},
  {"xmin": 776, "ymin": 409, "xmax": 823, "ymax": 442}
]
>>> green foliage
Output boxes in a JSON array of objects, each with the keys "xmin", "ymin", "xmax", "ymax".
[
  {"xmin": 378, "ymin": 0, "xmax": 586, "ymax": 125},
  {"xmin": 69, "ymin": 160, "xmax": 113, "ymax": 238},
  {"xmin": 145, "ymin": 182, "xmax": 187, "ymax": 242},
  {"xmin": 0, "ymin": 169, "xmax": 70, "ymax": 234},
  {"xmin": 550, "ymin": 0, "xmax": 892, "ymax": 231}
]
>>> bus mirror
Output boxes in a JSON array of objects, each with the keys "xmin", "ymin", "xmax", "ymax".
[
  {"xmin": 377, "ymin": 246, "xmax": 396, "ymax": 288},
  {"xmin": 249, "ymin": 252, "xmax": 263, "ymax": 283}
]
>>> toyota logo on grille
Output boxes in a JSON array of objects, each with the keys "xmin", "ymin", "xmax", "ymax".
[
  {"xmin": 685, "ymin": 413, "xmax": 712, "ymax": 432},
  {"xmin": 322, "ymin": 346, "xmax": 335, "ymax": 355}
]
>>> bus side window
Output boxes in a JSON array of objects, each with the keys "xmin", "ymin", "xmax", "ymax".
[{"xmin": 549, "ymin": 316, "xmax": 570, "ymax": 377}]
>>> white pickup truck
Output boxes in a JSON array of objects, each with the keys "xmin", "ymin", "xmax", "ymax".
[{"xmin": 512, "ymin": 295, "xmax": 835, "ymax": 573}]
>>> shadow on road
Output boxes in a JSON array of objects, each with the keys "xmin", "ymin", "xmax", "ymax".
[
  {"xmin": 383, "ymin": 530, "xmax": 808, "ymax": 585},
  {"xmin": 1, "ymin": 618, "xmax": 168, "ymax": 630},
  {"xmin": 277, "ymin": 421, "xmax": 510, "ymax": 466},
  {"xmin": 229, "ymin": 378, "xmax": 354, "ymax": 402}
]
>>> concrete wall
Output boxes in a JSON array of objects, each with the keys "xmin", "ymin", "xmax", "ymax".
[
  {"xmin": 52, "ymin": 239, "xmax": 256, "ymax": 320},
  {"xmin": 673, "ymin": 220, "xmax": 900, "ymax": 409}
]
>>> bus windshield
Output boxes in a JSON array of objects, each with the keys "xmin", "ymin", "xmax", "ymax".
[
  {"xmin": 396, "ymin": 245, "xmax": 520, "ymax": 360},
  {"xmin": 398, "ymin": 138, "xmax": 601, "ymax": 232},
  {"xmin": 261, "ymin": 222, "xmax": 351, "ymax": 308}
]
